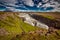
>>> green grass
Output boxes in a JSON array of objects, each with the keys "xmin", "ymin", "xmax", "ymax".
[
  {"xmin": 0, "ymin": 13, "xmax": 41, "ymax": 40},
  {"xmin": 42, "ymin": 15, "xmax": 55, "ymax": 20},
  {"xmin": 0, "ymin": 12, "xmax": 60, "ymax": 40}
]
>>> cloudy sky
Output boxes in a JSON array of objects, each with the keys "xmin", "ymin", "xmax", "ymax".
[{"xmin": 0, "ymin": 0, "xmax": 60, "ymax": 12}]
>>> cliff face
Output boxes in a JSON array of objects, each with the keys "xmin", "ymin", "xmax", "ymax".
[{"xmin": 30, "ymin": 14, "xmax": 60, "ymax": 29}]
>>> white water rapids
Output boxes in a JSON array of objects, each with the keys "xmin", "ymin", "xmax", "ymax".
[{"xmin": 18, "ymin": 13, "xmax": 49, "ymax": 29}]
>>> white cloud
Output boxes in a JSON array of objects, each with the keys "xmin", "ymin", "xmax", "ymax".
[
  {"xmin": 23, "ymin": 0, "xmax": 34, "ymax": 6},
  {"xmin": 0, "ymin": 0, "xmax": 17, "ymax": 4},
  {"xmin": 37, "ymin": 2, "xmax": 42, "ymax": 8},
  {"xmin": 42, "ymin": 3, "xmax": 55, "ymax": 8},
  {"xmin": 0, "ymin": 0, "xmax": 60, "ymax": 12},
  {"xmin": 42, "ymin": 0, "xmax": 49, "ymax": 3}
]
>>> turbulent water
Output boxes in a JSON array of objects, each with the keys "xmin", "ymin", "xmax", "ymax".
[
  {"xmin": 0, "ymin": 0, "xmax": 60, "ymax": 12},
  {"xmin": 18, "ymin": 13, "xmax": 49, "ymax": 29}
]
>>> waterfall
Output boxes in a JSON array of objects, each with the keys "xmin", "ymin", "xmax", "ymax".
[{"xmin": 18, "ymin": 13, "xmax": 49, "ymax": 30}]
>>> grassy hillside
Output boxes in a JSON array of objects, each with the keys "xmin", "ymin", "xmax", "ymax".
[
  {"xmin": 0, "ymin": 12, "xmax": 41, "ymax": 40},
  {"xmin": 0, "ymin": 12, "xmax": 60, "ymax": 40}
]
